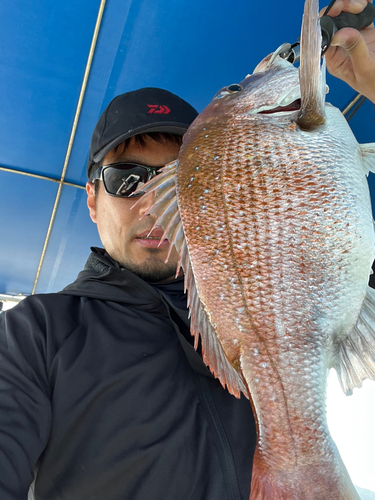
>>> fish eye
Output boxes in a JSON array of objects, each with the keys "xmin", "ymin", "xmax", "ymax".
[{"xmin": 227, "ymin": 84, "xmax": 242, "ymax": 93}]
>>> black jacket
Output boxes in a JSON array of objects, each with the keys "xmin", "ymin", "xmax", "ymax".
[{"xmin": 0, "ymin": 248, "xmax": 256, "ymax": 500}]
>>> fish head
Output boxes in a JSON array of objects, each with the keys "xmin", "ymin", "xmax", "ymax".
[
  {"xmin": 215, "ymin": 54, "xmax": 302, "ymax": 116},
  {"xmin": 185, "ymin": 51, "xmax": 323, "ymax": 141},
  {"xmin": 186, "ymin": 0, "xmax": 328, "ymax": 137}
]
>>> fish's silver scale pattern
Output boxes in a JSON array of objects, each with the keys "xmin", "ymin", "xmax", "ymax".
[
  {"xmin": 220, "ymin": 118, "xmax": 330, "ymax": 467},
  {"xmin": 176, "ymin": 104, "xmax": 374, "ymax": 486},
  {"xmin": 137, "ymin": 0, "xmax": 375, "ymax": 489},
  {"xmin": 230, "ymin": 115, "xmax": 370, "ymax": 458}
]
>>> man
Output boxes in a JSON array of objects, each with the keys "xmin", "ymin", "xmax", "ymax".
[
  {"xmin": 86, "ymin": 89, "xmax": 189, "ymax": 284},
  {"xmin": 1, "ymin": 2, "xmax": 374, "ymax": 498},
  {"xmin": 0, "ymin": 88, "xmax": 257, "ymax": 500}
]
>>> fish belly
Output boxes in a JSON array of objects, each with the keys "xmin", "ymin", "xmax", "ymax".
[{"xmin": 176, "ymin": 112, "xmax": 374, "ymax": 499}]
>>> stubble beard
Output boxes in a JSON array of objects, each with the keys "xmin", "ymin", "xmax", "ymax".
[{"xmin": 118, "ymin": 249, "xmax": 178, "ymax": 283}]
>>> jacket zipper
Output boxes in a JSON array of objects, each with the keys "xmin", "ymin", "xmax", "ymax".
[
  {"xmin": 198, "ymin": 376, "xmax": 242, "ymax": 500},
  {"xmin": 159, "ymin": 294, "xmax": 243, "ymax": 499}
]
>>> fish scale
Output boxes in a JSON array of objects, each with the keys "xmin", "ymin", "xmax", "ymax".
[
  {"xmin": 214, "ymin": 119, "xmax": 367, "ymax": 496},
  {"xmin": 180, "ymin": 125, "xmax": 340, "ymax": 460},
  {"xmin": 135, "ymin": 0, "xmax": 375, "ymax": 496}
]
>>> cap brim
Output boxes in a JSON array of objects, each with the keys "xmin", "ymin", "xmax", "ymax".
[{"xmin": 92, "ymin": 123, "xmax": 189, "ymax": 164}]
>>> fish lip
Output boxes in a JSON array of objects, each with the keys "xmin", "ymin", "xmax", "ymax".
[
  {"xmin": 258, "ymin": 99, "xmax": 302, "ymax": 115},
  {"xmin": 248, "ymin": 85, "xmax": 301, "ymax": 115}
]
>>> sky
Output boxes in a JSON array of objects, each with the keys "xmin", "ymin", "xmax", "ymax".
[{"xmin": 327, "ymin": 370, "xmax": 375, "ymax": 495}]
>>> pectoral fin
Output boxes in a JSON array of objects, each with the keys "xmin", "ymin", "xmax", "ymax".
[
  {"xmin": 332, "ymin": 286, "xmax": 375, "ymax": 395},
  {"xmin": 360, "ymin": 143, "xmax": 375, "ymax": 175},
  {"xmin": 296, "ymin": 0, "xmax": 326, "ymax": 131}
]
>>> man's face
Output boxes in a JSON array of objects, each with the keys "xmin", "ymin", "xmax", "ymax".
[{"xmin": 86, "ymin": 136, "xmax": 181, "ymax": 283}]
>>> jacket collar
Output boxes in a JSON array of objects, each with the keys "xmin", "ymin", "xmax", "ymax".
[{"xmin": 60, "ymin": 247, "xmax": 165, "ymax": 308}]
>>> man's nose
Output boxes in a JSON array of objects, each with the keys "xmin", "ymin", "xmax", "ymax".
[{"xmin": 131, "ymin": 191, "xmax": 155, "ymax": 219}]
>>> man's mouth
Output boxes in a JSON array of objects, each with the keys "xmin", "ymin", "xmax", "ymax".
[{"xmin": 135, "ymin": 229, "xmax": 170, "ymax": 248}]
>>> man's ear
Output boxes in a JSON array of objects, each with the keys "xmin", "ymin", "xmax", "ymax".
[{"xmin": 86, "ymin": 182, "xmax": 97, "ymax": 223}]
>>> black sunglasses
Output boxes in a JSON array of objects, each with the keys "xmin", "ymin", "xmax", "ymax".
[{"xmin": 91, "ymin": 162, "xmax": 163, "ymax": 197}]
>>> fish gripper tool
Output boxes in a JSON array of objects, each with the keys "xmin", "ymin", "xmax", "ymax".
[{"xmin": 277, "ymin": 2, "xmax": 375, "ymax": 64}]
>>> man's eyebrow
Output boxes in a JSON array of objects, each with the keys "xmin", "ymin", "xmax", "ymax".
[
  {"xmin": 109, "ymin": 155, "xmax": 163, "ymax": 167},
  {"xmin": 104, "ymin": 155, "xmax": 139, "ymax": 164},
  {"xmin": 119, "ymin": 156, "xmax": 144, "ymax": 163}
]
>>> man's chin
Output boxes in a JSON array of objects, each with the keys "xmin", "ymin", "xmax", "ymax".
[{"xmin": 119, "ymin": 256, "xmax": 178, "ymax": 283}]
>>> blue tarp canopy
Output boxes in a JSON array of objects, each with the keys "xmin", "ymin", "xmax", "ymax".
[
  {"xmin": 1, "ymin": 2, "xmax": 375, "ymax": 494},
  {"xmin": 1, "ymin": 0, "xmax": 374, "ymax": 297}
]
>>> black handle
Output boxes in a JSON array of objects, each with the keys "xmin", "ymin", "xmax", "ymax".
[
  {"xmin": 333, "ymin": 2, "xmax": 375, "ymax": 31},
  {"xmin": 320, "ymin": 2, "xmax": 375, "ymax": 53}
]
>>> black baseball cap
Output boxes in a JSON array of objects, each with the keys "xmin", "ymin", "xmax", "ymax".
[{"xmin": 87, "ymin": 87, "xmax": 198, "ymax": 180}]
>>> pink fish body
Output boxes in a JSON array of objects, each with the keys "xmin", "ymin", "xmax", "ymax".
[{"xmin": 135, "ymin": 0, "xmax": 375, "ymax": 497}]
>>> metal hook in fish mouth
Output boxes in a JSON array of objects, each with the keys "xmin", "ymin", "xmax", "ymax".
[
  {"xmin": 269, "ymin": 43, "xmax": 292, "ymax": 66},
  {"xmin": 271, "ymin": 42, "xmax": 301, "ymax": 65}
]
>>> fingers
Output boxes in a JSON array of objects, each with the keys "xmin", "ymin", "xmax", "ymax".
[
  {"xmin": 322, "ymin": 0, "xmax": 375, "ymax": 101},
  {"xmin": 330, "ymin": 26, "xmax": 374, "ymax": 76},
  {"xmin": 341, "ymin": 0, "xmax": 370, "ymax": 12},
  {"xmin": 331, "ymin": 26, "xmax": 368, "ymax": 50},
  {"xmin": 320, "ymin": 0, "xmax": 369, "ymax": 17},
  {"xmin": 329, "ymin": 26, "xmax": 375, "ymax": 101}
]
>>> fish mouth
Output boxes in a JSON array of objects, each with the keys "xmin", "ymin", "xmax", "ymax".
[
  {"xmin": 259, "ymin": 98, "xmax": 301, "ymax": 114},
  {"xmin": 248, "ymin": 85, "xmax": 302, "ymax": 115}
]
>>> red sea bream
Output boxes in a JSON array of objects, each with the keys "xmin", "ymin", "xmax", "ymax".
[{"xmin": 134, "ymin": 0, "xmax": 375, "ymax": 497}]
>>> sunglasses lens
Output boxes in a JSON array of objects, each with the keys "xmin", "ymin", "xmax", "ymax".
[{"xmin": 103, "ymin": 165, "xmax": 151, "ymax": 197}]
